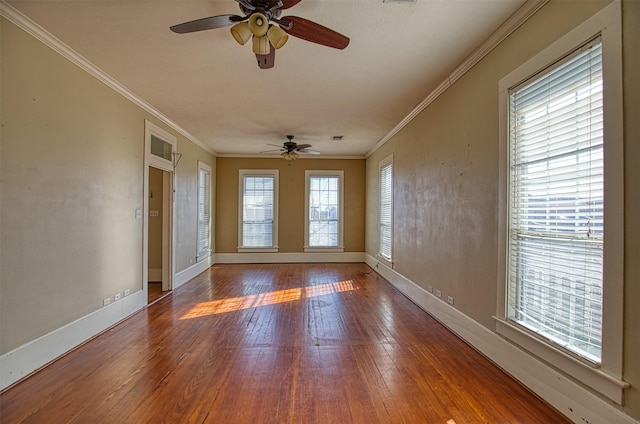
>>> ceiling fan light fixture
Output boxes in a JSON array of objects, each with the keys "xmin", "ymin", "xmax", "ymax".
[
  {"xmin": 230, "ymin": 22, "xmax": 252, "ymax": 45},
  {"xmin": 267, "ymin": 25, "xmax": 289, "ymax": 49},
  {"xmin": 248, "ymin": 13, "xmax": 269, "ymax": 36},
  {"xmin": 252, "ymin": 35, "xmax": 271, "ymax": 55},
  {"xmin": 281, "ymin": 151, "xmax": 299, "ymax": 161}
]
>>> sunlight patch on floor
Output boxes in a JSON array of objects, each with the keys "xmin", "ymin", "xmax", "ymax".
[{"xmin": 180, "ymin": 280, "xmax": 357, "ymax": 319}]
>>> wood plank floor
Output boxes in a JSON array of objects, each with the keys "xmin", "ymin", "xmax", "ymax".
[{"xmin": 0, "ymin": 263, "xmax": 570, "ymax": 423}]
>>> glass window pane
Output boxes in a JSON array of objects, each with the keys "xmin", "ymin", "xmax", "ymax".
[
  {"xmin": 507, "ymin": 40, "xmax": 603, "ymax": 362},
  {"xmin": 242, "ymin": 175, "xmax": 275, "ymax": 247},
  {"xmin": 308, "ymin": 175, "xmax": 341, "ymax": 247}
]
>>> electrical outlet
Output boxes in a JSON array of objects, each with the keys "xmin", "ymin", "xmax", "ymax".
[
  {"xmin": 124, "ymin": 289, "xmax": 130, "ymax": 297},
  {"xmin": 103, "ymin": 297, "xmax": 111, "ymax": 306},
  {"xmin": 447, "ymin": 296, "xmax": 454, "ymax": 305},
  {"xmin": 436, "ymin": 289, "xmax": 442, "ymax": 298},
  {"xmin": 427, "ymin": 285, "xmax": 433, "ymax": 293},
  {"xmin": 114, "ymin": 293, "xmax": 121, "ymax": 301}
]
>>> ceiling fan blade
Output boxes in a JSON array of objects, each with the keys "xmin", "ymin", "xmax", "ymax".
[
  {"xmin": 261, "ymin": 149, "xmax": 284, "ymax": 153},
  {"xmin": 256, "ymin": 44, "xmax": 276, "ymax": 69},
  {"xmin": 170, "ymin": 14, "xmax": 244, "ymax": 34},
  {"xmin": 267, "ymin": 144, "xmax": 285, "ymax": 148},
  {"xmin": 298, "ymin": 148, "xmax": 320, "ymax": 155},
  {"xmin": 280, "ymin": 16, "xmax": 349, "ymax": 50},
  {"xmin": 295, "ymin": 144, "xmax": 312, "ymax": 150},
  {"xmin": 281, "ymin": 0, "xmax": 303, "ymax": 9}
]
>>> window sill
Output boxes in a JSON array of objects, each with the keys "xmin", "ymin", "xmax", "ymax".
[
  {"xmin": 237, "ymin": 247, "xmax": 279, "ymax": 253},
  {"xmin": 303, "ymin": 246, "xmax": 344, "ymax": 253},
  {"xmin": 493, "ymin": 317, "xmax": 628, "ymax": 404}
]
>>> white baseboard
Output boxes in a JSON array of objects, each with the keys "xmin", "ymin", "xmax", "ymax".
[
  {"xmin": 363, "ymin": 254, "xmax": 638, "ymax": 424},
  {"xmin": 173, "ymin": 256, "xmax": 213, "ymax": 289},
  {"xmin": 0, "ymin": 289, "xmax": 146, "ymax": 391},
  {"xmin": 215, "ymin": 251, "xmax": 365, "ymax": 264}
]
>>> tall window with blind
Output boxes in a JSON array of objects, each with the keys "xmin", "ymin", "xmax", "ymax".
[
  {"xmin": 238, "ymin": 170, "xmax": 278, "ymax": 250},
  {"xmin": 197, "ymin": 162, "xmax": 212, "ymax": 261},
  {"xmin": 507, "ymin": 38, "xmax": 603, "ymax": 362},
  {"xmin": 379, "ymin": 156, "xmax": 393, "ymax": 262},
  {"xmin": 304, "ymin": 170, "xmax": 344, "ymax": 251}
]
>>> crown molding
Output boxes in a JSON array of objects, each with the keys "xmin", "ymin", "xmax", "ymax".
[
  {"xmin": 216, "ymin": 154, "xmax": 365, "ymax": 160},
  {"xmin": 366, "ymin": 0, "xmax": 549, "ymax": 158},
  {"xmin": 0, "ymin": 1, "xmax": 217, "ymax": 156}
]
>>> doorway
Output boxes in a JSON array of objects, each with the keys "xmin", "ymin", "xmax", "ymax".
[
  {"xmin": 143, "ymin": 120, "xmax": 176, "ymax": 305},
  {"xmin": 147, "ymin": 167, "xmax": 172, "ymax": 303}
]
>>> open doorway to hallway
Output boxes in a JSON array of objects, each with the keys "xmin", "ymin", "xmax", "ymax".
[{"xmin": 147, "ymin": 166, "xmax": 173, "ymax": 304}]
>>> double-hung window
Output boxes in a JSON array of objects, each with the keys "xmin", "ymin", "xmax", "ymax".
[
  {"xmin": 304, "ymin": 170, "xmax": 344, "ymax": 252},
  {"xmin": 238, "ymin": 170, "xmax": 278, "ymax": 252},
  {"xmin": 508, "ymin": 38, "xmax": 604, "ymax": 362},
  {"xmin": 197, "ymin": 161, "xmax": 212, "ymax": 261},
  {"xmin": 497, "ymin": 2, "xmax": 625, "ymax": 403},
  {"xmin": 379, "ymin": 155, "xmax": 393, "ymax": 264}
]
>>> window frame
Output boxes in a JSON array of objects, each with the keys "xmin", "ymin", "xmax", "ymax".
[
  {"xmin": 496, "ymin": 1, "xmax": 626, "ymax": 403},
  {"xmin": 304, "ymin": 170, "xmax": 344, "ymax": 252},
  {"xmin": 237, "ymin": 169, "xmax": 279, "ymax": 252},
  {"xmin": 378, "ymin": 154, "xmax": 394, "ymax": 266},
  {"xmin": 196, "ymin": 161, "xmax": 212, "ymax": 262}
]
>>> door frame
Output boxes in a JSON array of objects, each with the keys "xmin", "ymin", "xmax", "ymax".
[{"xmin": 143, "ymin": 120, "xmax": 176, "ymax": 302}]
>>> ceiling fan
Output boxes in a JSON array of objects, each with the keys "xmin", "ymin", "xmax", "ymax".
[
  {"xmin": 170, "ymin": 0, "xmax": 350, "ymax": 69},
  {"xmin": 263, "ymin": 135, "xmax": 320, "ymax": 160}
]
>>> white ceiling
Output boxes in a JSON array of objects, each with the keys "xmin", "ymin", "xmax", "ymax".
[{"xmin": 5, "ymin": 0, "xmax": 526, "ymax": 157}]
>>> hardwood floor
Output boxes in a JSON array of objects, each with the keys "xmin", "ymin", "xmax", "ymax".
[
  {"xmin": 0, "ymin": 263, "xmax": 570, "ymax": 423},
  {"xmin": 147, "ymin": 281, "xmax": 166, "ymax": 304}
]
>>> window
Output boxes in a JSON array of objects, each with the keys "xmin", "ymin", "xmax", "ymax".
[
  {"xmin": 497, "ymin": 2, "xmax": 625, "ymax": 403},
  {"xmin": 304, "ymin": 170, "xmax": 344, "ymax": 252},
  {"xmin": 145, "ymin": 120, "xmax": 176, "ymax": 172},
  {"xmin": 379, "ymin": 155, "xmax": 393, "ymax": 263},
  {"xmin": 507, "ymin": 38, "xmax": 604, "ymax": 362},
  {"xmin": 197, "ymin": 162, "xmax": 212, "ymax": 261},
  {"xmin": 238, "ymin": 170, "xmax": 278, "ymax": 251}
]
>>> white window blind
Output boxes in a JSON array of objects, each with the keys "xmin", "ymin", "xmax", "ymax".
[
  {"xmin": 308, "ymin": 175, "xmax": 340, "ymax": 247},
  {"xmin": 197, "ymin": 163, "xmax": 211, "ymax": 260},
  {"xmin": 507, "ymin": 39, "xmax": 603, "ymax": 363},
  {"xmin": 242, "ymin": 175, "xmax": 275, "ymax": 247},
  {"xmin": 379, "ymin": 159, "xmax": 393, "ymax": 261}
]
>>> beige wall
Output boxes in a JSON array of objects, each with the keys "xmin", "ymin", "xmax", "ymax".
[
  {"xmin": 366, "ymin": 0, "xmax": 640, "ymax": 419},
  {"xmin": 216, "ymin": 157, "xmax": 365, "ymax": 253},
  {"xmin": 0, "ymin": 18, "xmax": 215, "ymax": 353}
]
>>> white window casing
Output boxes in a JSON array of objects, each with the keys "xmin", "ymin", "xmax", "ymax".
[
  {"xmin": 304, "ymin": 170, "xmax": 344, "ymax": 252},
  {"xmin": 197, "ymin": 161, "xmax": 212, "ymax": 261},
  {"xmin": 238, "ymin": 169, "xmax": 279, "ymax": 252},
  {"xmin": 378, "ymin": 155, "xmax": 393, "ymax": 265},
  {"xmin": 496, "ymin": 1, "xmax": 626, "ymax": 404}
]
